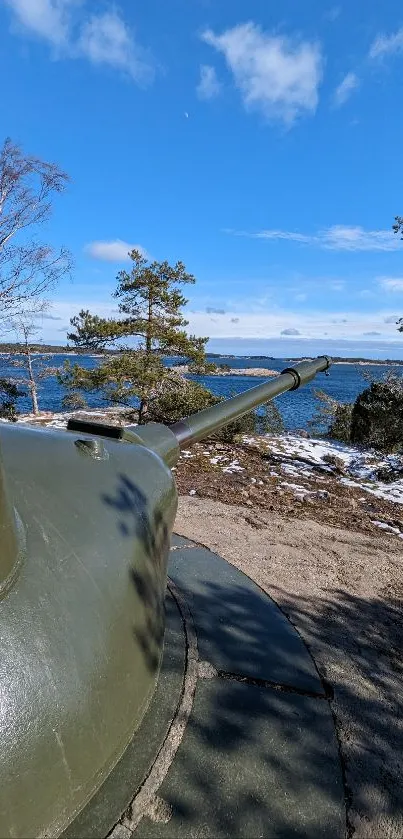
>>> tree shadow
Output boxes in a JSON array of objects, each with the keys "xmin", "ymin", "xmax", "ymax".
[
  {"xmin": 133, "ymin": 563, "xmax": 346, "ymax": 839},
  {"xmin": 137, "ymin": 563, "xmax": 403, "ymax": 837},
  {"xmin": 101, "ymin": 473, "xmax": 170, "ymax": 675},
  {"xmin": 269, "ymin": 583, "xmax": 403, "ymax": 837},
  {"xmin": 85, "ymin": 496, "xmax": 403, "ymax": 837}
]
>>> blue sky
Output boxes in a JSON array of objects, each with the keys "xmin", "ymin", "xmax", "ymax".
[{"xmin": 1, "ymin": 0, "xmax": 403, "ymax": 358}]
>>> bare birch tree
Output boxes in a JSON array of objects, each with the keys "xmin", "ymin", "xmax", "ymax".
[{"xmin": 0, "ymin": 137, "xmax": 72, "ymax": 318}]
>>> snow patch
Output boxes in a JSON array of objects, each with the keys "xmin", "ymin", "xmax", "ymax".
[
  {"xmin": 371, "ymin": 520, "xmax": 403, "ymax": 539},
  {"xmin": 243, "ymin": 434, "xmax": 403, "ymax": 505}
]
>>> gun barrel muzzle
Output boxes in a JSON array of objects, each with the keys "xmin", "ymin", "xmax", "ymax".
[{"xmin": 169, "ymin": 355, "xmax": 332, "ymax": 448}]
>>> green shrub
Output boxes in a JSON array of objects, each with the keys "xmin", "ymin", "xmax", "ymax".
[
  {"xmin": 147, "ymin": 379, "xmax": 218, "ymax": 424},
  {"xmin": 147, "ymin": 378, "xmax": 284, "ymax": 442},
  {"xmin": 0, "ymin": 378, "xmax": 25, "ymax": 422},
  {"xmin": 61, "ymin": 392, "xmax": 87, "ymax": 411},
  {"xmin": 329, "ymin": 402, "xmax": 354, "ymax": 444},
  {"xmin": 310, "ymin": 389, "xmax": 352, "ymax": 443},
  {"xmin": 350, "ymin": 374, "xmax": 403, "ymax": 452},
  {"xmin": 312, "ymin": 374, "xmax": 403, "ymax": 453}
]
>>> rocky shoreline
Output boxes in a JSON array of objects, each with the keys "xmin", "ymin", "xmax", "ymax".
[{"xmin": 170, "ymin": 365, "xmax": 277, "ymax": 376}]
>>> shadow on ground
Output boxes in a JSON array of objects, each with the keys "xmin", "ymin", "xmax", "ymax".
[
  {"xmin": 134, "ymin": 550, "xmax": 347, "ymax": 839},
  {"xmin": 270, "ymin": 582, "xmax": 403, "ymax": 838},
  {"xmin": 100, "ymin": 470, "xmax": 403, "ymax": 837}
]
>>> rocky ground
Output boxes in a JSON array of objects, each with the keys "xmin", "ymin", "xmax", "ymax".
[
  {"xmin": 12, "ymin": 408, "xmax": 403, "ymax": 541},
  {"xmin": 174, "ymin": 433, "xmax": 403, "ymax": 542}
]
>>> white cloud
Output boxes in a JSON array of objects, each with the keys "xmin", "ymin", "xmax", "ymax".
[
  {"xmin": 379, "ymin": 277, "xmax": 403, "ymax": 292},
  {"xmin": 4, "ymin": 1, "xmax": 153, "ymax": 83},
  {"xmin": 369, "ymin": 28, "xmax": 403, "ymax": 59},
  {"xmin": 333, "ymin": 72, "xmax": 359, "ymax": 107},
  {"xmin": 184, "ymin": 308, "xmax": 402, "ymax": 341},
  {"xmin": 32, "ymin": 297, "xmax": 403, "ymax": 345},
  {"xmin": 229, "ymin": 224, "xmax": 402, "ymax": 252},
  {"xmin": 4, "ymin": 0, "xmax": 72, "ymax": 45},
  {"xmin": 77, "ymin": 11, "xmax": 152, "ymax": 83},
  {"xmin": 202, "ymin": 22, "xmax": 323, "ymax": 125},
  {"xmin": 85, "ymin": 240, "xmax": 148, "ymax": 262},
  {"xmin": 197, "ymin": 65, "xmax": 221, "ymax": 100}
]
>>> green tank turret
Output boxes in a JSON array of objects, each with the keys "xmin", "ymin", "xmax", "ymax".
[{"xmin": 0, "ymin": 356, "xmax": 331, "ymax": 838}]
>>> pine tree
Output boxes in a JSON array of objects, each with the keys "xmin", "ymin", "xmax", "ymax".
[{"xmin": 60, "ymin": 249, "xmax": 208, "ymax": 422}]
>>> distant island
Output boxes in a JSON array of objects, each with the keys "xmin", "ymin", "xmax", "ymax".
[
  {"xmin": 0, "ymin": 343, "xmax": 85, "ymax": 354},
  {"xmin": 285, "ymin": 356, "xmax": 403, "ymax": 365},
  {"xmin": 0, "ymin": 345, "xmax": 402, "ymax": 365}
]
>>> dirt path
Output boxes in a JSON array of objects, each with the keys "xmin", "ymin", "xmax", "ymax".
[{"xmin": 175, "ymin": 497, "xmax": 403, "ymax": 839}]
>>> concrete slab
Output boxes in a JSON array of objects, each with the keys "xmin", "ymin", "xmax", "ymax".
[
  {"xmin": 134, "ymin": 678, "xmax": 345, "ymax": 838},
  {"xmin": 66, "ymin": 538, "xmax": 344, "ymax": 839},
  {"xmin": 168, "ymin": 547, "xmax": 323, "ymax": 694}
]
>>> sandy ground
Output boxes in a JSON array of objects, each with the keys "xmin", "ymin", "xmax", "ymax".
[{"xmin": 174, "ymin": 497, "xmax": 403, "ymax": 839}]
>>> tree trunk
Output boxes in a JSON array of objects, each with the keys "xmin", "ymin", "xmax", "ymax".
[
  {"xmin": 146, "ymin": 292, "xmax": 153, "ymax": 354},
  {"xmin": 26, "ymin": 350, "xmax": 39, "ymax": 415},
  {"xmin": 138, "ymin": 399, "xmax": 148, "ymax": 425}
]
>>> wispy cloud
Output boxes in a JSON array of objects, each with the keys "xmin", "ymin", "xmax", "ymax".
[
  {"xmin": 197, "ymin": 65, "xmax": 221, "ymax": 100},
  {"xmin": 333, "ymin": 72, "xmax": 359, "ymax": 107},
  {"xmin": 206, "ymin": 306, "xmax": 226, "ymax": 314},
  {"xmin": 384, "ymin": 315, "xmax": 400, "ymax": 324},
  {"xmin": 85, "ymin": 240, "xmax": 148, "ymax": 262},
  {"xmin": 379, "ymin": 277, "xmax": 403, "ymax": 292},
  {"xmin": 201, "ymin": 22, "xmax": 323, "ymax": 125},
  {"xmin": 4, "ymin": 0, "xmax": 154, "ymax": 83},
  {"xmin": 77, "ymin": 11, "xmax": 153, "ymax": 83},
  {"xmin": 4, "ymin": 0, "xmax": 71, "ymax": 45},
  {"xmin": 227, "ymin": 224, "xmax": 402, "ymax": 252},
  {"xmin": 281, "ymin": 328, "xmax": 300, "ymax": 335},
  {"xmin": 369, "ymin": 27, "xmax": 403, "ymax": 59}
]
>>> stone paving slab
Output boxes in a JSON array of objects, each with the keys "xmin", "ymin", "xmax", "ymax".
[
  {"xmin": 64, "ymin": 538, "xmax": 344, "ymax": 839},
  {"xmin": 134, "ymin": 677, "xmax": 345, "ymax": 839},
  {"xmin": 168, "ymin": 545, "xmax": 323, "ymax": 694}
]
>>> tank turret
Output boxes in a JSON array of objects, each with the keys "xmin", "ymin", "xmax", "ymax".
[{"xmin": 0, "ymin": 356, "xmax": 331, "ymax": 838}]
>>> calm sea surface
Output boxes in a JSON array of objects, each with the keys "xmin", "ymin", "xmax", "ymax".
[{"xmin": 1, "ymin": 354, "xmax": 401, "ymax": 432}]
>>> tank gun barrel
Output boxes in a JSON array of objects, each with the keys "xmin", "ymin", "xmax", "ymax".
[
  {"xmin": 66, "ymin": 356, "xmax": 332, "ymax": 468},
  {"xmin": 169, "ymin": 355, "xmax": 332, "ymax": 448}
]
